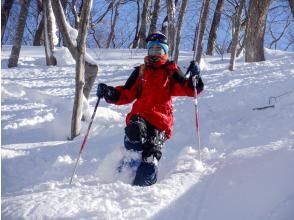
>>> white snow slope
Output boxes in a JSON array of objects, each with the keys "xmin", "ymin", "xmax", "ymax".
[{"xmin": 1, "ymin": 46, "xmax": 294, "ymax": 220}]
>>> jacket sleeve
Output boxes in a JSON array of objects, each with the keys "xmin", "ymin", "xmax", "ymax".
[
  {"xmin": 105, "ymin": 67, "xmax": 140, "ymax": 105},
  {"xmin": 171, "ymin": 66, "xmax": 204, "ymax": 97}
]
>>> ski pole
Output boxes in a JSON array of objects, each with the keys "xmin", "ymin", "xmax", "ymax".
[
  {"xmin": 186, "ymin": 61, "xmax": 202, "ymax": 162},
  {"xmin": 69, "ymin": 97, "xmax": 101, "ymax": 185}
]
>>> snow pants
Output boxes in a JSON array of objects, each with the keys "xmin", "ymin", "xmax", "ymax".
[{"xmin": 124, "ymin": 115, "xmax": 166, "ymax": 186}]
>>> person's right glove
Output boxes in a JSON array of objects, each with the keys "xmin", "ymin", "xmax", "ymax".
[{"xmin": 96, "ymin": 83, "xmax": 120, "ymax": 102}]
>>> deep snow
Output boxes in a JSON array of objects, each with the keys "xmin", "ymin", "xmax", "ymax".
[{"xmin": 1, "ymin": 46, "xmax": 294, "ymax": 220}]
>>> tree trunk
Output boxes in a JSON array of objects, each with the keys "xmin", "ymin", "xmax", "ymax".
[
  {"xmin": 148, "ymin": 0, "xmax": 161, "ymax": 36},
  {"xmin": 33, "ymin": 0, "xmax": 44, "ymax": 46},
  {"xmin": 288, "ymin": 0, "xmax": 294, "ymax": 17},
  {"xmin": 229, "ymin": 0, "xmax": 245, "ymax": 71},
  {"xmin": 43, "ymin": 0, "xmax": 57, "ymax": 66},
  {"xmin": 71, "ymin": 0, "xmax": 80, "ymax": 29},
  {"xmin": 161, "ymin": 16, "xmax": 168, "ymax": 36},
  {"xmin": 34, "ymin": 16, "xmax": 45, "ymax": 46},
  {"xmin": 70, "ymin": 0, "xmax": 93, "ymax": 139},
  {"xmin": 8, "ymin": 0, "xmax": 31, "ymax": 68},
  {"xmin": 138, "ymin": 0, "xmax": 151, "ymax": 48},
  {"xmin": 206, "ymin": 0, "xmax": 224, "ymax": 55},
  {"xmin": 245, "ymin": 0, "xmax": 271, "ymax": 63},
  {"xmin": 106, "ymin": 2, "xmax": 119, "ymax": 48},
  {"xmin": 194, "ymin": 0, "xmax": 211, "ymax": 63},
  {"xmin": 51, "ymin": 0, "xmax": 98, "ymax": 99},
  {"xmin": 131, "ymin": 0, "xmax": 141, "ymax": 48},
  {"xmin": 166, "ymin": 0, "xmax": 176, "ymax": 59},
  {"xmin": 173, "ymin": 0, "xmax": 188, "ymax": 63},
  {"xmin": 1, "ymin": 0, "xmax": 14, "ymax": 45}
]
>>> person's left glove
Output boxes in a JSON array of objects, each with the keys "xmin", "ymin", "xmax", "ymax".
[
  {"xmin": 96, "ymin": 83, "xmax": 109, "ymax": 98},
  {"xmin": 189, "ymin": 61, "xmax": 200, "ymax": 77},
  {"xmin": 96, "ymin": 83, "xmax": 120, "ymax": 102}
]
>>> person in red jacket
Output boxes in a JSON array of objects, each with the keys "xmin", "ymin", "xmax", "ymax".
[{"xmin": 97, "ymin": 32, "xmax": 204, "ymax": 186}]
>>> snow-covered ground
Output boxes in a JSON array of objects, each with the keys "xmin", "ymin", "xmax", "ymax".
[{"xmin": 1, "ymin": 46, "xmax": 294, "ymax": 220}]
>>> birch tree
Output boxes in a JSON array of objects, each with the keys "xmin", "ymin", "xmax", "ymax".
[
  {"xmin": 8, "ymin": 0, "xmax": 31, "ymax": 68},
  {"xmin": 70, "ymin": 0, "xmax": 93, "ymax": 139},
  {"xmin": 131, "ymin": 0, "xmax": 141, "ymax": 48},
  {"xmin": 132, "ymin": 0, "xmax": 151, "ymax": 48},
  {"xmin": 166, "ymin": 0, "xmax": 176, "ymax": 59},
  {"xmin": 106, "ymin": 2, "xmax": 120, "ymax": 48},
  {"xmin": 245, "ymin": 0, "xmax": 272, "ymax": 62},
  {"xmin": 288, "ymin": 0, "xmax": 294, "ymax": 16},
  {"xmin": 173, "ymin": 0, "xmax": 188, "ymax": 63},
  {"xmin": 148, "ymin": 0, "xmax": 161, "ymax": 36},
  {"xmin": 33, "ymin": 0, "xmax": 44, "ymax": 46},
  {"xmin": 1, "ymin": 0, "xmax": 15, "ymax": 45},
  {"xmin": 51, "ymin": 0, "xmax": 98, "ymax": 99},
  {"xmin": 206, "ymin": 0, "xmax": 224, "ymax": 55},
  {"xmin": 229, "ymin": 0, "xmax": 245, "ymax": 71},
  {"xmin": 43, "ymin": 0, "xmax": 57, "ymax": 66},
  {"xmin": 193, "ymin": 0, "xmax": 211, "ymax": 63}
]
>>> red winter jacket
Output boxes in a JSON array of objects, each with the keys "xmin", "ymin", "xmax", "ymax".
[{"xmin": 106, "ymin": 59, "xmax": 203, "ymax": 139}]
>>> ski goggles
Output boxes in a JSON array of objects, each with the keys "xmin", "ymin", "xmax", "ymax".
[
  {"xmin": 147, "ymin": 41, "xmax": 169, "ymax": 55},
  {"xmin": 146, "ymin": 33, "xmax": 168, "ymax": 44}
]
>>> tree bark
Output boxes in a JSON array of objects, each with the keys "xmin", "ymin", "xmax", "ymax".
[
  {"xmin": 131, "ymin": 0, "xmax": 141, "ymax": 48},
  {"xmin": 106, "ymin": 2, "xmax": 119, "ymax": 48},
  {"xmin": 148, "ymin": 0, "xmax": 161, "ymax": 36},
  {"xmin": 43, "ymin": 0, "xmax": 57, "ymax": 66},
  {"xmin": 193, "ymin": 0, "xmax": 211, "ymax": 63},
  {"xmin": 8, "ymin": 0, "xmax": 31, "ymax": 68},
  {"xmin": 229, "ymin": 0, "xmax": 245, "ymax": 71},
  {"xmin": 245, "ymin": 0, "xmax": 271, "ymax": 63},
  {"xmin": 166, "ymin": 0, "xmax": 176, "ymax": 59},
  {"xmin": 33, "ymin": 0, "xmax": 44, "ymax": 46},
  {"xmin": 174, "ymin": 0, "xmax": 188, "ymax": 63},
  {"xmin": 206, "ymin": 0, "xmax": 224, "ymax": 55},
  {"xmin": 1, "ymin": 0, "xmax": 14, "ymax": 45},
  {"xmin": 138, "ymin": 0, "xmax": 151, "ymax": 48},
  {"xmin": 70, "ymin": 0, "xmax": 93, "ymax": 139},
  {"xmin": 34, "ymin": 16, "xmax": 45, "ymax": 46},
  {"xmin": 288, "ymin": 0, "xmax": 294, "ymax": 17},
  {"xmin": 51, "ymin": 0, "xmax": 98, "ymax": 99},
  {"xmin": 161, "ymin": 16, "xmax": 168, "ymax": 36}
]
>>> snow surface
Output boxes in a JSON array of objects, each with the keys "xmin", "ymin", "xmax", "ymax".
[{"xmin": 1, "ymin": 46, "xmax": 294, "ymax": 220}]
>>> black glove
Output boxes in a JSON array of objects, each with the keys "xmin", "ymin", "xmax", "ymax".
[
  {"xmin": 196, "ymin": 77, "xmax": 204, "ymax": 92},
  {"xmin": 188, "ymin": 61, "xmax": 200, "ymax": 77},
  {"xmin": 97, "ymin": 83, "xmax": 109, "ymax": 98},
  {"xmin": 188, "ymin": 74, "xmax": 204, "ymax": 92},
  {"xmin": 97, "ymin": 83, "xmax": 120, "ymax": 102}
]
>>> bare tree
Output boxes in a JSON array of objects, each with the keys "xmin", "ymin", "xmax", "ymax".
[
  {"xmin": 161, "ymin": 16, "xmax": 168, "ymax": 36},
  {"xmin": 71, "ymin": 0, "xmax": 83, "ymax": 29},
  {"xmin": 173, "ymin": 0, "xmax": 188, "ymax": 62},
  {"xmin": 51, "ymin": 0, "xmax": 98, "ymax": 99},
  {"xmin": 131, "ymin": 0, "xmax": 141, "ymax": 48},
  {"xmin": 288, "ymin": 0, "xmax": 294, "ymax": 16},
  {"xmin": 245, "ymin": 0, "xmax": 272, "ymax": 62},
  {"xmin": 229, "ymin": 0, "xmax": 245, "ymax": 71},
  {"xmin": 269, "ymin": 14, "xmax": 292, "ymax": 49},
  {"xmin": 33, "ymin": 1, "xmax": 45, "ymax": 46},
  {"xmin": 206, "ymin": 0, "xmax": 225, "ymax": 55},
  {"xmin": 138, "ymin": 0, "xmax": 152, "ymax": 48},
  {"xmin": 148, "ymin": 0, "xmax": 161, "ymax": 36},
  {"xmin": 8, "ymin": 0, "xmax": 31, "ymax": 68},
  {"xmin": 166, "ymin": 0, "xmax": 176, "ymax": 59},
  {"xmin": 43, "ymin": 0, "xmax": 57, "ymax": 66},
  {"xmin": 1, "ymin": 0, "xmax": 15, "ymax": 45},
  {"xmin": 70, "ymin": 0, "xmax": 93, "ymax": 139},
  {"xmin": 106, "ymin": 2, "xmax": 120, "ymax": 48},
  {"xmin": 194, "ymin": 0, "xmax": 211, "ymax": 63}
]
